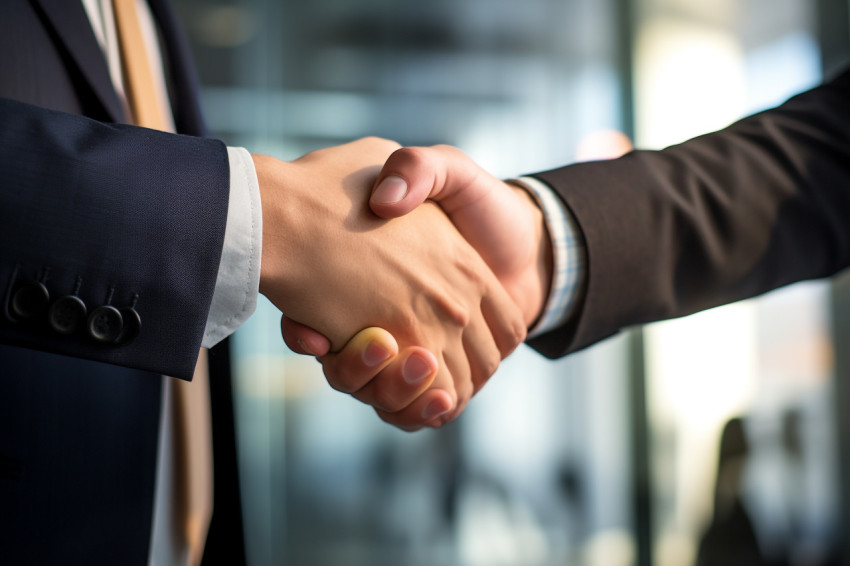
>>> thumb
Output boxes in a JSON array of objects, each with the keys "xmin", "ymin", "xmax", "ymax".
[
  {"xmin": 280, "ymin": 315, "xmax": 332, "ymax": 356},
  {"xmin": 370, "ymin": 145, "xmax": 489, "ymax": 219}
]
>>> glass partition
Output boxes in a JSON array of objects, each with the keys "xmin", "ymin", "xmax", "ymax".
[
  {"xmin": 631, "ymin": 1, "xmax": 840, "ymax": 564},
  {"xmin": 174, "ymin": 1, "xmax": 848, "ymax": 564},
  {"xmin": 174, "ymin": 1, "xmax": 635, "ymax": 564}
]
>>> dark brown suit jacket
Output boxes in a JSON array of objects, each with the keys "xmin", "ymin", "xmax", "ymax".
[{"xmin": 529, "ymin": 67, "xmax": 850, "ymax": 358}]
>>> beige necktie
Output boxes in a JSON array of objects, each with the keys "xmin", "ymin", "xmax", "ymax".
[
  {"xmin": 112, "ymin": 0, "xmax": 171, "ymax": 131},
  {"xmin": 113, "ymin": 2, "xmax": 213, "ymax": 564}
]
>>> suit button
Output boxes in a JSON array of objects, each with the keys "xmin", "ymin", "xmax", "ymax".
[
  {"xmin": 11, "ymin": 280, "xmax": 50, "ymax": 318},
  {"xmin": 48, "ymin": 295, "xmax": 87, "ymax": 335},
  {"xmin": 115, "ymin": 307, "xmax": 141, "ymax": 345},
  {"xmin": 87, "ymin": 305, "xmax": 123, "ymax": 343}
]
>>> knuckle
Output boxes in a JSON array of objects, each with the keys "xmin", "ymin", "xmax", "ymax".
[
  {"xmin": 397, "ymin": 310, "xmax": 419, "ymax": 336},
  {"xmin": 456, "ymin": 256, "xmax": 488, "ymax": 290},
  {"xmin": 376, "ymin": 409, "xmax": 422, "ymax": 433},
  {"xmin": 427, "ymin": 407, "xmax": 460, "ymax": 429},
  {"xmin": 371, "ymin": 388, "xmax": 401, "ymax": 413},
  {"xmin": 433, "ymin": 144, "xmax": 464, "ymax": 159},
  {"xmin": 503, "ymin": 321, "xmax": 527, "ymax": 357},
  {"xmin": 390, "ymin": 146, "xmax": 428, "ymax": 168},
  {"xmin": 435, "ymin": 295, "xmax": 471, "ymax": 329},
  {"xmin": 453, "ymin": 383, "xmax": 473, "ymax": 413},
  {"xmin": 365, "ymin": 136, "xmax": 400, "ymax": 150},
  {"xmin": 468, "ymin": 353, "xmax": 498, "ymax": 393},
  {"xmin": 324, "ymin": 366, "xmax": 360, "ymax": 394},
  {"xmin": 482, "ymin": 355, "xmax": 500, "ymax": 382},
  {"xmin": 327, "ymin": 379, "xmax": 355, "ymax": 394}
]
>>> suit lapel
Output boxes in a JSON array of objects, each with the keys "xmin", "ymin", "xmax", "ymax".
[{"xmin": 33, "ymin": 0, "xmax": 127, "ymax": 123}]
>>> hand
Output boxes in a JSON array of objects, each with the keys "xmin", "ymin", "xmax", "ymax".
[
  {"xmin": 282, "ymin": 144, "xmax": 552, "ymax": 427},
  {"xmin": 282, "ymin": 322, "xmax": 445, "ymax": 425},
  {"xmin": 372, "ymin": 145, "xmax": 552, "ymax": 325},
  {"xmin": 255, "ymin": 138, "xmax": 526, "ymax": 429}
]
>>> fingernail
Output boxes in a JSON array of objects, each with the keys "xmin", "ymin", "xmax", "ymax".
[
  {"xmin": 362, "ymin": 340, "xmax": 392, "ymax": 367},
  {"xmin": 296, "ymin": 338, "xmax": 317, "ymax": 357},
  {"xmin": 372, "ymin": 176, "xmax": 408, "ymax": 204},
  {"xmin": 421, "ymin": 399, "xmax": 451, "ymax": 421},
  {"xmin": 402, "ymin": 353, "xmax": 433, "ymax": 384}
]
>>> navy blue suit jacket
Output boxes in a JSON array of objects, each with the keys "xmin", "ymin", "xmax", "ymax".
[{"xmin": 0, "ymin": 1, "xmax": 244, "ymax": 563}]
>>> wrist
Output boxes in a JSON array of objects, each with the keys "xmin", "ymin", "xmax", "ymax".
[
  {"xmin": 510, "ymin": 184, "xmax": 553, "ymax": 327},
  {"xmin": 253, "ymin": 153, "xmax": 289, "ymax": 299},
  {"xmin": 512, "ymin": 176, "xmax": 586, "ymax": 337}
]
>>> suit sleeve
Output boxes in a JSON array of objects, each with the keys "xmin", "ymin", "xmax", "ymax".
[
  {"xmin": 527, "ymin": 66, "xmax": 850, "ymax": 359},
  {"xmin": 0, "ymin": 97, "xmax": 229, "ymax": 379}
]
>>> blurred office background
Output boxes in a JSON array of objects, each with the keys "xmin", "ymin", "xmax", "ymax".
[{"xmin": 173, "ymin": 0, "xmax": 850, "ymax": 564}]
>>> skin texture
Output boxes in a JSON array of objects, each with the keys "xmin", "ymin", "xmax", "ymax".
[
  {"xmin": 255, "ymin": 138, "xmax": 526, "ymax": 429},
  {"xmin": 282, "ymin": 144, "xmax": 553, "ymax": 430},
  {"xmin": 372, "ymin": 145, "xmax": 552, "ymax": 327}
]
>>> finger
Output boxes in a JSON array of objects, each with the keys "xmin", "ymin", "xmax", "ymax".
[
  {"xmin": 373, "ymin": 349, "xmax": 462, "ymax": 430},
  {"xmin": 479, "ymin": 272, "xmax": 528, "ymax": 358},
  {"xmin": 374, "ymin": 387, "xmax": 456, "ymax": 432},
  {"xmin": 371, "ymin": 146, "xmax": 519, "ymax": 274},
  {"xmin": 370, "ymin": 146, "xmax": 488, "ymax": 218},
  {"xmin": 369, "ymin": 148, "xmax": 431, "ymax": 217},
  {"xmin": 350, "ymin": 347, "xmax": 439, "ymax": 412},
  {"xmin": 280, "ymin": 315, "xmax": 332, "ymax": 356},
  {"xmin": 428, "ymin": 347, "xmax": 472, "ymax": 426},
  {"xmin": 459, "ymin": 311, "xmax": 502, "ymax": 398},
  {"xmin": 318, "ymin": 327, "xmax": 399, "ymax": 393}
]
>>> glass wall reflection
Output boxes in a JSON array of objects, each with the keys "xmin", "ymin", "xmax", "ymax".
[
  {"xmin": 173, "ymin": 0, "xmax": 847, "ymax": 565},
  {"xmin": 176, "ymin": 0, "xmax": 632, "ymax": 564},
  {"xmin": 634, "ymin": 1, "xmax": 839, "ymax": 565}
]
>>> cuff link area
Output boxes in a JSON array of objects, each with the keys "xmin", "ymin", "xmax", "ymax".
[
  {"xmin": 10, "ymin": 279, "xmax": 50, "ymax": 319},
  {"xmin": 87, "ymin": 305, "xmax": 123, "ymax": 343},
  {"xmin": 49, "ymin": 294, "xmax": 88, "ymax": 335},
  {"xmin": 4, "ymin": 268, "xmax": 141, "ymax": 347}
]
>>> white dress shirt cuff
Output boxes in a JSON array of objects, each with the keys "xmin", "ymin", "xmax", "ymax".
[
  {"xmin": 510, "ymin": 176, "xmax": 586, "ymax": 338},
  {"xmin": 202, "ymin": 147, "xmax": 262, "ymax": 347}
]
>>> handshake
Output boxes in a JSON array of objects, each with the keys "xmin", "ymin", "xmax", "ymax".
[{"xmin": 253, "ymin": 137, "xmax": 557, "ymax": 432}]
